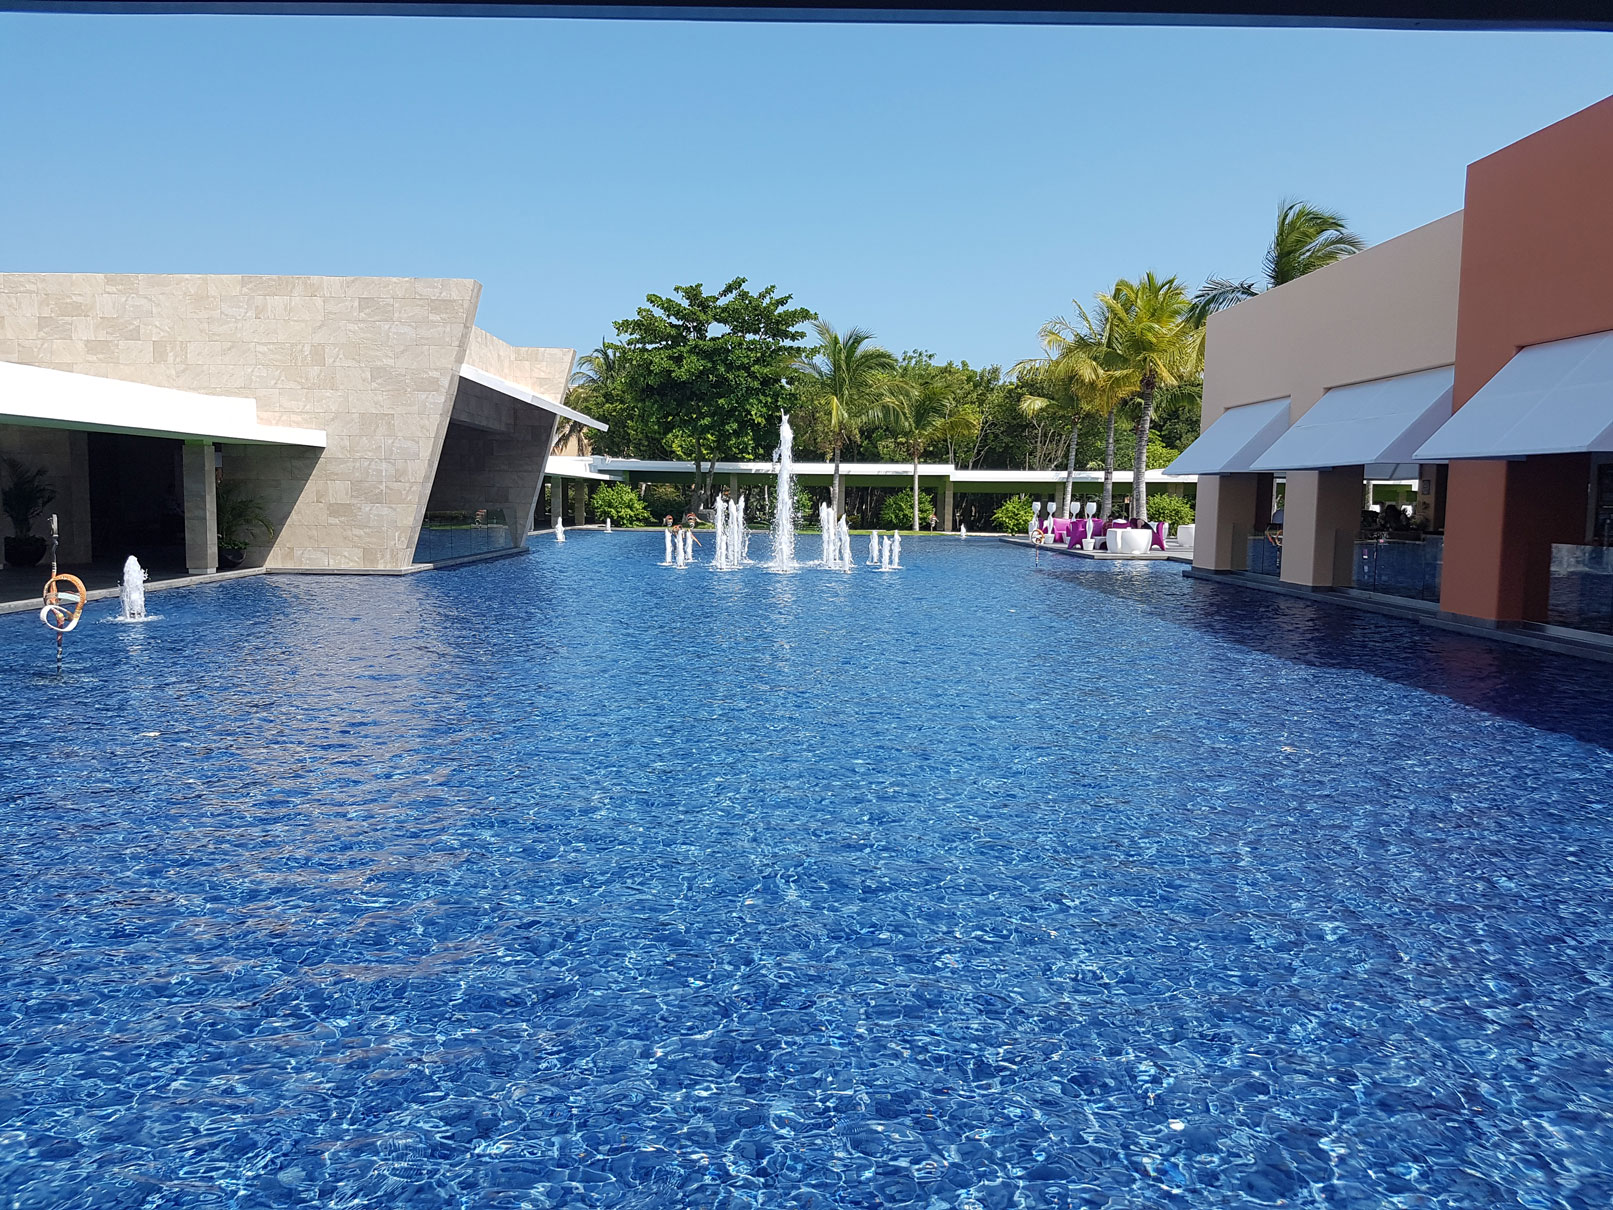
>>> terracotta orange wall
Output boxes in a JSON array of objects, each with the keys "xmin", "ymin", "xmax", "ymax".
[{"xmin": 1442, "ymin": 96, "xmax": 1613, "ymax": 622}]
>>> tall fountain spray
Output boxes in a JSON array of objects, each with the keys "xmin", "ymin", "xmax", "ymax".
[
  {"xmin": 770, "ymin": 414, "xmax": 797, "ymax": 570},
  {"xmin": 116, "ymin": 555, "xmax": 148, "ymax": 621},
  {"xmin": 663, "ymin": 529, "xmax": 674, "ymax": 564},
  {"xmin": 605, "ymin": 518, "xmax": 612, "ymax": 533},
  {"xmin": 839, "ymin": 517, "xmax": 852, "ymax": 572},
  {"xmin": 554, "ymin": 513, "xmax": 566, "ymax": 543},
  {"xmin": 892, "ymin": 532, "xmax": 902, "ymax": 568},
  {"xmin": 868, "ymin": 530, "xmax": 880, "ymax": 565},
  {"xmin": 960, "ymin": 524, "xmax": 967, "ymax": 539},
  {"xmin": 819, "ymin": 502, "xmax": 836, "ymax": 568},
  {"xmin": 713, "ymin": 495, "xmax": 748, "ymax": 570}
]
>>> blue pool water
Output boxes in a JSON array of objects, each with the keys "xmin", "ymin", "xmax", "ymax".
[{"xmin": 3, "ymin": 534, "xmax": 1613, "ymax": 1209}]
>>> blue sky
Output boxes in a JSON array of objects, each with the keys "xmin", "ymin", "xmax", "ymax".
[{"xmin": 3, "ymin": 14, "xmax": 1612, "ymax": 369}]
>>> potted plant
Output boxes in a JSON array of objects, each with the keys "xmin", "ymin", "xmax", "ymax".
[
  {"xmin": 1, "ymin": 456, "xmax": 56, "ymax": 569},
  {"xmin": 216, "ymin": 481, "xmax": 275, "ymax": 569}
]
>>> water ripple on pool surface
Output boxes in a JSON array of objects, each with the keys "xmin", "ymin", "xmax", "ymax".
[{"xmin": 3, "ymin": 533, "xmax": 1613, "ymax": 1208}]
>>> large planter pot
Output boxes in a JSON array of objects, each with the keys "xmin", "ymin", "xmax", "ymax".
[
  {"xmin": 217, "ymin": 547, "xmax": 246, "ymax": 570},
  {"xmin": 3, "ymin": 535, "xmax": 47, "ymax": 568}
]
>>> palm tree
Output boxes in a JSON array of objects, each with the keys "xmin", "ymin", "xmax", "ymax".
[
  {"xmin": 891, "ymin": 379, "xmax": 980, "ymax": 531},
  {"xmin": 792, "ymin": 320, "xmax": 901, "ymax": 519},
  {"xmin": 1018, "ymin": 307, "xmax": 1140, "ymax": 519},
  {"xmin": 561, "ymin": 341, "xmax": 619, "ymax": 453},
  {"xmin": 1190, "ymin": 199, "xmax": 1367, "ymax": 321},
  {"xmin": 1095, "ymin": 274, "xmax": 1204, "ymax": 521}
]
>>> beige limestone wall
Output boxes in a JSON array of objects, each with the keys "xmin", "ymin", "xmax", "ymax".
[
  {"xmin": 0, "ymin": 273, "xmax": 483, "ymax": 570},
  {"xmin": 464, "ymin": 327, "xmax": 573, "ymax": 402}
]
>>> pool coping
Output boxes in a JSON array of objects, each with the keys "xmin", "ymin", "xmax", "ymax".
[
  {"xmin": 0, "ymin": 565, "xmax": 268, "ymax": 617},
  {"xmin": 1183, "ymin": 566, "xmax": 1613, "ymax": 665}
]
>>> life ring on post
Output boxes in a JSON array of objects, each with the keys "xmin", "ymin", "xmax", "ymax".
[{"xmin": 40, "ymin": 574, "xmax": 87, "ymax": 634}]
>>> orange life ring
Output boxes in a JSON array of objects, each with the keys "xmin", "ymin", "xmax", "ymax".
[{"xmin": 40, "ymin": 573, "xmax": 87, "ymax": 634}]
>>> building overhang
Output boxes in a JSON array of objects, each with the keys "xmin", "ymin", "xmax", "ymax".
[
  {"xmin": 0, "ymin": 359, "xmax": 326, "ymax": 447},
  {"xmin": 1252, "ymin": 366, "xmax": 1453, "ymax": 472},
  {"xmin": 458, "ymin": 363, "xmax": 606, "ymax": 432},
  {"xmin": 1415, "ymin": 330, "xmax": 1613, "ymax": 459},
  {"xmin": 1166, "ymin": 397, "xmax": 1291, "ymax": 475}
]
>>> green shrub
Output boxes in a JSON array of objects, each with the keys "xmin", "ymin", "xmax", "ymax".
[
  {"xmin": 1146, "ymin": 494, "xmax": 1195, "ymax": 528},
  {"xmin": 642, "ymin": 483, "xmax": 689, "ymax": 524},
  {"xmin": 991, "ymin": 496, "xmax": 1034, "ymax": 534},
  {"xmin": 591, "ymin": 482, "xmax": 654, "ymax": 527},
  {"xmin": 879, "ymin": 489, "xmax": 935, "ymax": 531}
]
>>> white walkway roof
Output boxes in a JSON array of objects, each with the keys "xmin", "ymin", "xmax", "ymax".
[
  {"xmin": 0, "ymin": 360, "xmax": 325, "ymax": 447},
  {"xmin": 1253, "ymin": 366, "xmax": 1453, "ymax": 474},
  {"xmin": 458, "ymin": 364, "xmax": 606, "ymax": 432},
  {"xmin": 1166, "ymin": 398, "xmax": 1291, "ymax": 476},
  {"xmin": 1415, "ymin": 330, "xmax": 1613, "ymax": 460},
  {"xmin": 553, "ymin": 455, "xmax": 1196, "ymax": 487}
]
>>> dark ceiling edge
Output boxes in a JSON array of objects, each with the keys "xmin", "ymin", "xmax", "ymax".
[{"xmin": 3, "ymin": 0, "xmax": 1610, "ymax": 27}]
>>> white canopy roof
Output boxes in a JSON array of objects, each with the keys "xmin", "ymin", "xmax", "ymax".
[
  {"xmin": 1252, "ymin": 366, "xmax": 1453, "ymax": 473},
  {"xmin": 458, "ymin": 363, "xmax": 606, "ymax": 432},
  {"xmin": 1415, "ymin": 330, "xmax": 1613, "ymax": 460},
  {"xmin": 0, "ymin": 359, "xmax": 325, "ymax": 446},
  {"xmin": 1165, "ymin": 397, "xmax": 1291, "ymax": 476}
]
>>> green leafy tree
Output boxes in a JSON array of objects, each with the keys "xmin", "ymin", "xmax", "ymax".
[
  {"xmin": 590, "ymin": 482, "xmax": 653, "ymax": 527},
  {"xmin": 612, "ymin": 279, "xmax": 812, "ymax": 506},
  {"xmin": 1147, "ymin": 493, "xmax": 1195, "ymax": 528},
  {"xmin": 881, "ymin": 488, "xmax": 936, "ymax": 531},
  {"xmin": 1191, "ymin": 199, "xmax": 1367, "ymax": 321},
  {"xmin": 991, "ymin": 495, "xmax": 1034, "ymax": 535},
  {"xmin": 792, "ymin": 320, "xmax": 903, "ymax": 518}
]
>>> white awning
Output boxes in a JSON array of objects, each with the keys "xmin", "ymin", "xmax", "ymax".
[
  {"xmin": 458, "ymin": 363, "xmax": 607, "ymax": 432},
  {"xmin": 1165, "ymin": 397, "xmax": 1291, "ymax": 475},
  {"xmin": 0, "ymin": 359, "xmax": 325, "ymax": 447},
  {"xmin": 1415, "ymin": 330, "xmax": 1613, "ymax": 460},
  {"xmin": 1252, "ymin": 366, "xmax": 1453, "ymax": 473}
]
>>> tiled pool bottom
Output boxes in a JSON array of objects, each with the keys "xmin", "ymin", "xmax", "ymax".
[{"xmin": 3, "ymin": 535, "xmax": 1613, "ymax": 1210}]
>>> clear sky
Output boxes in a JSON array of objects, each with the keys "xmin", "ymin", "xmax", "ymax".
[{"xmin": 3, "ymin": 14, "xmax": 1612, "ymax": 370}]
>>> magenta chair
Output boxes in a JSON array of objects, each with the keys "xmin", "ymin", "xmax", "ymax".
[{"xmin": 1151, "ymin": 522, "xmax": 1167, "ymax": 551}]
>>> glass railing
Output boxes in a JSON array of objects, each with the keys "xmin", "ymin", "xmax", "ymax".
[
  {"xmin": 412, "ymin": 509, "xmax": 513, "ymax": 563},
  {"xmin": 1354, "ymin": 535, "xmax": 1443, "ymax": 602},
  {"xmin": 1245, "ymin": 536, "xmax": 1281, "ymax": 577},
  {"xmin": 1548, "ymin": 544, "xmax": 1613, "ymax": 635}
]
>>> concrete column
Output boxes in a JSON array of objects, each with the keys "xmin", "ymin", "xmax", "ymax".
[
  {"xmin": 182, "ymin": 441, "xmax": 217, "ymax": 575},
  {"xmin": 1193, "ymin": 474, "xmax": 1259, "ymax": 571},
  {"xmin": 62, "ymin": 431, "xmax": 93, "ymax": 564},
  {"xmin": 572, "ymin": 480, "xmax": 588, "ymax": 526},
  {"xmin": 728, "ymin": 473, "xmax": 740, "ymax": 497},
  {"xmin": 1441, "ymin": 454, "xmax": 1592, "ymax": 623},
  {"xmin": 942, "ymin": 479, "xmax": 955, "ymax": 532},
  {"xmin": 1280, "ymin": 467, "xmax": 1364, "ymax": 588},
  {"xmin": 1416, "ymin": 463, "xmax": 1448, "ymax": 532}
]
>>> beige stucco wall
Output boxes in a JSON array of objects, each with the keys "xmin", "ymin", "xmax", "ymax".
[
  {"xmin": 1202, "ymin": 212, "xmax": 1464, "ymax": 428},
  {"xmin": 0, "ymin": 274, "xmax": 575, "ymax": 571}
]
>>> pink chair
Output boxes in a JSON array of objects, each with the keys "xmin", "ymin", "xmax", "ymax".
[{"xmin": 1151, "ymin": 522, "xmax": 1167, "ymax": 551}]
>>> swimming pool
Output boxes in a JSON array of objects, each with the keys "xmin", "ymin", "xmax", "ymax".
[{"xmin": 3, "ymin": 534, "xmax": 1612, "ymax": 1208}]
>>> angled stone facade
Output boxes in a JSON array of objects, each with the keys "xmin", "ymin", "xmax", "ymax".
[{"xmin": 0, "ymin": 273, "xmax": 574, "ymax": 572}]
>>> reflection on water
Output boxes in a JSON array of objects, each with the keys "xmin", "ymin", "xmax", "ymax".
[{"xmin": 2, "ymin": 533, "xmax": 1611, "ymax": 1208}]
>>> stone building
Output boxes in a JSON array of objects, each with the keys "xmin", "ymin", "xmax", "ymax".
[{"xmin": 0, "ymin": 273, "xmax": 596, "ymax": 574}]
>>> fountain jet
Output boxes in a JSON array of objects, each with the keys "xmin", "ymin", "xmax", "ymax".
[{"xmin": 770, "ymin": 414, "xmax": 797, "ymax": 570}]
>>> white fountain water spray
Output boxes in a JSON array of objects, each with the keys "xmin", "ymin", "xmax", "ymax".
[
  {"xmin": 891, "ymin": 532, "xmax": 902, "ymax": 569},
  {"xmin": 819, "ymin": 502, "xmax": 836, "ymax": 568},
  {"xmin": 770, "ymin": 415, "xmax": 798, "ymax": 570},
  {"xmin": 605, "ymin": 518, "xmax": 612, "ymax": 533},
  {"xmin": 960, "ymin": 524, "xmax": 967, "ymax": 539},
  {"xmin": 663, "ymin": 529, "xmax": 674, "ymax": 564},
  {"xmin": 838, "ymin": 517, "xmax": 853, "ymax": 572},
  {"xmin": 881, "ymin": 535, "xmax": 893, "ymax": 570},
  {"xmin": 554, "ymin": 513, "xmax": 566, "ymax": 543},
  {"xmin": 868, "ymin": 529, "xmax": 880, "ymax": 565},
  {"xmin": 737, "ymin": 495, "xmax": 749, "ymax": 562},
  {"xmin": 116, "ymin": 555, "xmax": 148, "ymax": 622}
]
